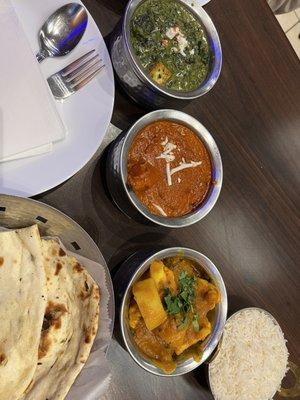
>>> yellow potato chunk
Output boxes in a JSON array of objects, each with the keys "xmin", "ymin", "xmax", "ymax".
[
  {"xmin": 150, "ymin": 260, "xmax": 166, "ymax": 290},
  {"xmin": 174, "ymin": 331, "xmax": 208, "ymax": 355},
  {"xmin": 133, "ymin": 278, "xmax": 167, "ymax": 331},
  {"xmin": 173, "ymin": 319, "xmax": 212, "ymax": 355},
  {"xmin": 150, "ymin": 261, "xmax": 177, "ymax": 295},
  {"xmin": 157, "ymin": 315, "xmax": 212, "ymax": 356},
  {"xmin": 150, "ymin": 62, "xmax": 172, "ymax": 85}
]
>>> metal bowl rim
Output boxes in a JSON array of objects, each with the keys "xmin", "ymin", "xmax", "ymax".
[
  {"xmin": 120, "ymin": 247, "xmax": 228, "ymax": 376},
  {"xmin": 119, "ymin": 109, "xmax": 223, "ymax": 228},
  {"xmin": 123, "ymin": 0, "xmax": 222, "ymax": 99}
]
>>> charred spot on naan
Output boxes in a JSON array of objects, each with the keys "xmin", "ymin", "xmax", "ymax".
[
  {"xmin": 73, "ymin": 261, "xmax": 84, "ymax": 273},
  {"xmin": 94, "ymin": 287, "xmax": 100, "ymax": 300},
  {"xmin": 85, "ymin": 333, "xmax": 91, "ymax": 344},
  {"xmin": 73, "ymin": 262, "xmax": 84, "ymax": 273},
  {"xmin": 83, "ymin": 324, "xmax": 92, "ymax": 344},
  {"xmin": 79, "ymin": 352, "xmax": 88, "ymax": 363},
  {"xmin": 79, "ymin": 290, "xmax": 90, "ymax": 301},
  {"xmin": 0, "ymin": 257, "xmax": 4, "ymax": 267},
  {"xmin": 39, "ymin": 302, "xmax": 68, "ymax": 359},
  {"xmin": 38, "ymin": 331, "xmax": 52, "ymax": 360},
  {"xmin": 83, "ymin": 303, "xmax": 99, "ymax": 344},
  {"xmin": 0, "ymin": 353, "xmax": 7, "ymax": 366},
  {"xmin": 79, "ymin": 281, "xmax": 100, "ymax": 302},
  {"xmin": 91, "ymin": 323, "xmax": 98, "ymax": 337},
  {"xmin": 55, "ymin": 262, "xmax": 63, "ymax": 275},
  {"xmin": 59, "ymin": 247, "xmax": 66, "ymax": 257},
  {"xmin": 51, "ymin": 248, "xmax": 58, "ymax": 257},
  {"xmin": 44, "ymin": 301, "xmax": 68, "ymax": 329}
]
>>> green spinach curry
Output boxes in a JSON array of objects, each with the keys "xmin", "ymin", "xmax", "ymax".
[{"xmin": 130, "ymin": 0, "xmax": 211, "ymax": 91}]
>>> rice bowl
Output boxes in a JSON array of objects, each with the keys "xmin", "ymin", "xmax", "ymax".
[{"xmin": 208, "ymin": 308, "xmax": 289, "ymax": 400}]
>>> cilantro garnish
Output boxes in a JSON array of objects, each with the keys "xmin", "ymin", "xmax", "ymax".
[
  {"xmin": 163, "ymin": 270, "xmax": 200, "ymax": 332},
  {"xmin": 177, "ymin": 315, "xmax": 189, "ymax": 331},
  {"xmin": 164, "ymin": 290, "xmax": 181, "ymax": 315}
]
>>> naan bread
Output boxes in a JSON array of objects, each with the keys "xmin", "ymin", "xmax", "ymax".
[
  {"xmin": 23, "ymin": 238, "xmax": 100, "ymax": 400},
  {"xmin": 0, "ymin": 226, "xmax": 46, "ymax": 400}
]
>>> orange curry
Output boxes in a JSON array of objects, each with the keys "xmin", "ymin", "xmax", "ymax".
[
  {"xmin": 127, "ymin": 120, "xmax": 212, "ymax": 218},
  {"xmin": 129, "ymin": 256, "xmax": 220, "ymax": 373}
]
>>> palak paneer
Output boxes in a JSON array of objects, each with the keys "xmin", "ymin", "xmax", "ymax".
[{"xmin": 130, "ymin": 0, "xmax": 211, "ymax": 91}]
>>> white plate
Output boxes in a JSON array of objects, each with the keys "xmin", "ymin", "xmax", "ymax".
[
  {"xmin": 198, "ymin": 0, "xmax": 212, "ymax": 5},
  {"xmin": 1, "ymin": 0, "xmax": 114, "ymax": 197}
]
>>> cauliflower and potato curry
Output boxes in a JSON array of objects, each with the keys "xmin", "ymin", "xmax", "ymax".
[{"xmin": 128, "ymin": 256, "xmax": 220, "ymax": 373}]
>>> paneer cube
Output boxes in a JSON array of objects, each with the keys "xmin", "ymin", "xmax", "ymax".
[
  {"xmin": 150, "ymin": 62, "xmax": 172, "ymax": 85},
  {"xmin": 132, "ymin": 278, "xmax": 167, "ymax": 330}
]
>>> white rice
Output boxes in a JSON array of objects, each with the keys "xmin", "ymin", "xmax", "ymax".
[{"xmin": 209, "ymin": 308, "xmax": 289, "ymax": 400}]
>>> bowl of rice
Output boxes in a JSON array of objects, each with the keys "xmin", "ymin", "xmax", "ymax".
[{"xmin": 208, "ymin": 307, "xmax": 289, "ymax": 400}]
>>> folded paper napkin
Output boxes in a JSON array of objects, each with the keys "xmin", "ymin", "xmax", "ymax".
[{"xmin": 0, "ymin": 0, "xmax": 65, "ymax": 163}]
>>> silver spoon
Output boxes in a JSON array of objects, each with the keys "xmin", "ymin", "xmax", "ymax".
[{"xmin": 36, "ymin": 3, "xmax": 88, "ymax": 63}]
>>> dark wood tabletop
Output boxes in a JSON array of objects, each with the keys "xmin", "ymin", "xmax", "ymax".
[{"xmin": 37, "ymin": 0, "xmax": 300, "ymax": 398}]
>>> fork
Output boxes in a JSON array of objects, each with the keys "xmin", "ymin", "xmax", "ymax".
[{"xmin": 47, "ymin": 49, "xmax": 105, "ymax": 100}]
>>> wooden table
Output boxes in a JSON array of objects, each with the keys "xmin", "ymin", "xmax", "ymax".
[{"xmin": 37, "ymin": 0, "xmax": 300, "ymax": 398}]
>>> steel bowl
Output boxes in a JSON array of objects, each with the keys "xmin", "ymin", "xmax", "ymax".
[
  {"xmin": 109, "ymin": 0, "xmax": 222, "ymax": 108},
  {"xmin": 106, "ymin": 109, "xmax": 223, "ymax": 228},
  {"xmin": 114, "ymin": 247, "xmax": 228, "ymax": 376}
]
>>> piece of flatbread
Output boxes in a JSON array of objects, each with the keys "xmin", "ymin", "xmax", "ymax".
[
  {"xmin": 0, "ymin": 225, "xmax": 46, "ymax": 400},
  {"xmin": 23, "ymin": 238, "xmax": 100, "ymax": 400}
]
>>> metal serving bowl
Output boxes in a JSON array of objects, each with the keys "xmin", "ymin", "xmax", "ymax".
[
  {"xmin": 109, "ymin": 0, "xmax": 222, "ymax": 108},
  {"xmin": 114, "ymin": 247, "xmax": 228, "ymax": 376},
  {"xmin": 106, "ymin": 109, "xmax": 223, "ymax": 228}
]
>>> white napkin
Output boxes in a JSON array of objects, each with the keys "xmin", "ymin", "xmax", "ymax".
[
  {"xmin": 0, "ymin": 0, "xmax": 65, "ymax": 162},
  {"xmin": 0, "ymin": 143, "xmax": 52, "ymax": 163}
]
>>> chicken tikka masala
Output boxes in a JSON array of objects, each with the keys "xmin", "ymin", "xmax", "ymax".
[{"xmin": 127, "ymin": 120, "xmax": 212, "ymax": 218}]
